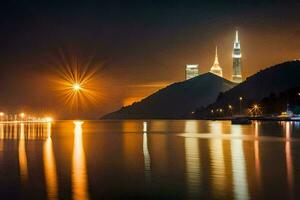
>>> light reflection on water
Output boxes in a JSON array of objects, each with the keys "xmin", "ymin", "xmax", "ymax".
[
  {"xmin": 72, "ymin": 121, "xmax": 89, "ymax": 200},
  {"xmin": 19, "ymin": 123, "xmax": 28, "ymax": 184},
  {"xmin": 0, "ymin": 120, "xmax": 299, "ymax": 199},
  {"xmin": 184, "ymin": 120, "xmax": 201, "ymax": 197},
  {"xmin": 230, "ymin": 125, "xmax": 249, "ymax": 200},
  {"xmin": 143, "ymin": 122, "xmax": 151, "ymax": 182},
  {"xmin": 209, "ymin": 121, "xmax": 226, "ymax": 199},
  {"xmin": 43, "ymin": 122, "xmax": 58, "ymax": 200},
  {"xmin": 285, "ymin": 122, "xmax": 294, "ymax": 199}
]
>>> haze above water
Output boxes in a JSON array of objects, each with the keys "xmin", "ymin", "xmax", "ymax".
[{"xmin": 0, "ymin": 120, "xmax": 299, "ymax": 199}]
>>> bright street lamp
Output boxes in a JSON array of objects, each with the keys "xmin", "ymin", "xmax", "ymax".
[{"xmin": 239, "ymin": 97, "xmax": 243, "ymax": 115}]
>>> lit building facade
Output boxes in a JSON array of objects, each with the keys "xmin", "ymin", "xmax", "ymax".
[
  {"xmin": 185, "ymin": 64, "xmax": 199, "ymax": 80},
  {"xmin": 232, "ymin": 30, "xmax": 242, "ymax": 83},
  {"xmin": 210, "ymin": 46, "xmax": 223, "ymax": 77}
]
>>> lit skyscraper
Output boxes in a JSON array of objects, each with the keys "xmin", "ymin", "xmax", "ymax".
[
  {"xmin": 185, "ymin": 64, "xmax": 199, "ymax": 80},
  {"xmin": 210, "ymin": 46, "xmax": 223, "ymax": 77},
  {"xmin": 232, "ymin": 30, "xmax": 242, "ymax": 83}
]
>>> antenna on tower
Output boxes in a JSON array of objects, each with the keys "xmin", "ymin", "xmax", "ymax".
[{"xmin": 235, "ymin": 29, "xmax": 239, "ymax": 43}]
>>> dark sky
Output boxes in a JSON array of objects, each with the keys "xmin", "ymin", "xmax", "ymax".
[{"xmin": 1, "ymin": 0, "xmax": 300, "ymax": 119}]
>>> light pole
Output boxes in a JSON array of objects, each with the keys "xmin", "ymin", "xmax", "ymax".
[
  {"xmin": 239, "ymin": 97, "xmax": 243, "ymax": 115},
  {"xmin": 228, "ymin": 105, "xmax": 232, "ymax": 116}
]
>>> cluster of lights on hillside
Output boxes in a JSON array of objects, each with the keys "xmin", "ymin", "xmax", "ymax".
[{"xmin": 209, "ymin": 96, "xmax": 262, "ymax": 116}]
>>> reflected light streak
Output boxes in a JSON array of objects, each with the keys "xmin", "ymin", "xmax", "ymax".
[
  {"xmin": 72, "ymin": 121, "xmax": 89, "ymax": 200},
  {"xmin": 184, "ymin": 121, "xmax": 201, "ymax": 197},
  {"xmin": 254, "ymin": 121, "xmax": 262, "ymax": 193},
  {"xmin": 43, "ymin": 122, "xmax": 58, "ymax": 200},
  {"xmin": 0, "ymin": 124, "xmax": 3, "ymax": 151},
  {"xmin": 13, "ymin": 123, "xmax": 17, "ymax": 140},
  {"xmin": 209, "ymin": 121, "xmax": 225, "ymax": 197},
  {"xmin": 19, "ymin": 123, "xmax": 28, "ymax": 183},
  {"xmin": 231, "ymin": 125, "xmax": 249, "ymax": 200},
  {"xmin": 285, "ymin": 122, "xmax": 294, "ymax": 198},
  {"xmin": 143, "ymin": 122, "xmax": 151, "ymax": 181}
]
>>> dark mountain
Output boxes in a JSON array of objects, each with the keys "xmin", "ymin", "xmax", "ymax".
[
  {"xmin": 102, "ymin": 73, "xmax": 237, "ymax": 119},
  {"xmin": 197, "ymin": 60, "xmax": 300, "ymax": 116}
]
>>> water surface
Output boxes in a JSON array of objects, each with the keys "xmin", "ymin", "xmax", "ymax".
[{"xmin": 0, "ymin": 120, "xmax": 299, "ymax": 199}]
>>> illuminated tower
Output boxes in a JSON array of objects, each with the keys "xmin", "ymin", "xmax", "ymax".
[
  {"xmin": 232, "ymin": 30, "xmax": 242, "ymax": 83},
  {"xmin": 210, "ymin": 46, "xmax": 223, "ymax": 77},
  {"xmin": 185, "ymin": 64, "xmax": 199, "ymax": 80}
]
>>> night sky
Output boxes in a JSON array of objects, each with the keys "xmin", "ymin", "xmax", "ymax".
[{"xmin": 1, "ymin": 0, "xmax": 300, "ymax": 119}]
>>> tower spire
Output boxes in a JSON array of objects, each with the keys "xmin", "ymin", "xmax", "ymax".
[
  {"xmin": 232, "ymin": 29, "xmax": 242, "ymax": 83},
  {"xmin": 235, "ymin": 30, "xmax": 239, "ymax": 43},
  {"xmin": 214, "ymin": 46, "xmax": 219, "ymax": 65},
  {"xmin": 210, "ymin": 46, "xmax": 223, "ymax": 77}
]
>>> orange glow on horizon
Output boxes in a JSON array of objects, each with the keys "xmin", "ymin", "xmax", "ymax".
[{"xmin": 123, "ymin": 97, "xmax": 143, "ymax": 106}]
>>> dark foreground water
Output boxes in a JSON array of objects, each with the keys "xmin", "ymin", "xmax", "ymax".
[{"xmin": 0, "ymin": 120, "xmax": 300, "ymax": 199}]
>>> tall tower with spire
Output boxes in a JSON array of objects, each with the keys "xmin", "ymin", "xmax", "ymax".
[
  {"xmin": 210, "ymin": 46, "xmax": 223, "ymax": 77},
  {"xmin": 232, "ymin": 30, "xmax": 242, "ymax": 83}
]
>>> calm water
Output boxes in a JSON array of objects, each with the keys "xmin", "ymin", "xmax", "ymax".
[{"xmin": 0, "ymin": 120, "xmax": 300, "ymax": 199}]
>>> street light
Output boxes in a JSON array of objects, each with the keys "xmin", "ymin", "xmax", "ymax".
[
  {"xmin": 228, "ymin": 105, "xmax": 233, "ymax": 116},
  {"xmin": 250, "ymin": 104, "xmax": 262, "ymax": 116},
  {"xmin": 239, "ymin": 97, "xmax": 243, "ymax": 115}
]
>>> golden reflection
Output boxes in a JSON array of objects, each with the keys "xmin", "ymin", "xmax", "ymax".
[
  {"xmin": 122, "ymin": 121, "xmax": 142, "ymax": 171},
  {"xmin": 254, "ymin": 121, "xmax": 262, "ymax": 193},
  {"xmin": 19, "ymin": 123, "xmax": 28, "ymax": 183},
  {"xmin": 43, "ymin": 122, "xmax": 58, "ymax": 200},
  {"xmin": 143, "ymin": 122, "xmax": 151, "ymax": 181},
  {"xmin": 72, "ymin": 121, "xmax": 89, "ymax": 200},
  {"xmin": 150, "ymin": 121, "xmax": 167, "ymax": 173},
  {"xmin": 231, "ymin": 125, "xmax": 249, "ymax": 200},
  {"xmin": 285, "ymin": 122, "xmax": 294, "ymax": 198},
  {"xmin": 209, "ymin": 121, "xmax": 225, "ymax": 197},
  {"xmin": 0, "ymin": 124, "xmax": 3, "ymax": 151},
  {"xmin": 13, "ymin": 123, "xmax": 17, "ymax": 140},
  {"xmin": 184, "ymin": 121, "xmax": 201, "ymax": 197}
]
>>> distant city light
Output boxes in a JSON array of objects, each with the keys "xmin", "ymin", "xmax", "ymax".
[
  {"xmin": 20, "ymin": 113, "xmax": 25, "ymax": 118},
  {"xmin": 44, "ymin": 117, "xmax": 53, "ymax": 122},
  {"xmin": 73, "ymin": 120, "xmax": 84, "ymax": 126}
]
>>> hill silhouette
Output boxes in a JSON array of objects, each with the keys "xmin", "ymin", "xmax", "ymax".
[
  {"xmin": 102, "ymin": 73, "xmax": 236, "ymax": 119},
  {"xmin": 197, "ymin": 60, "xmax": 300, "ymax": 116}
]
